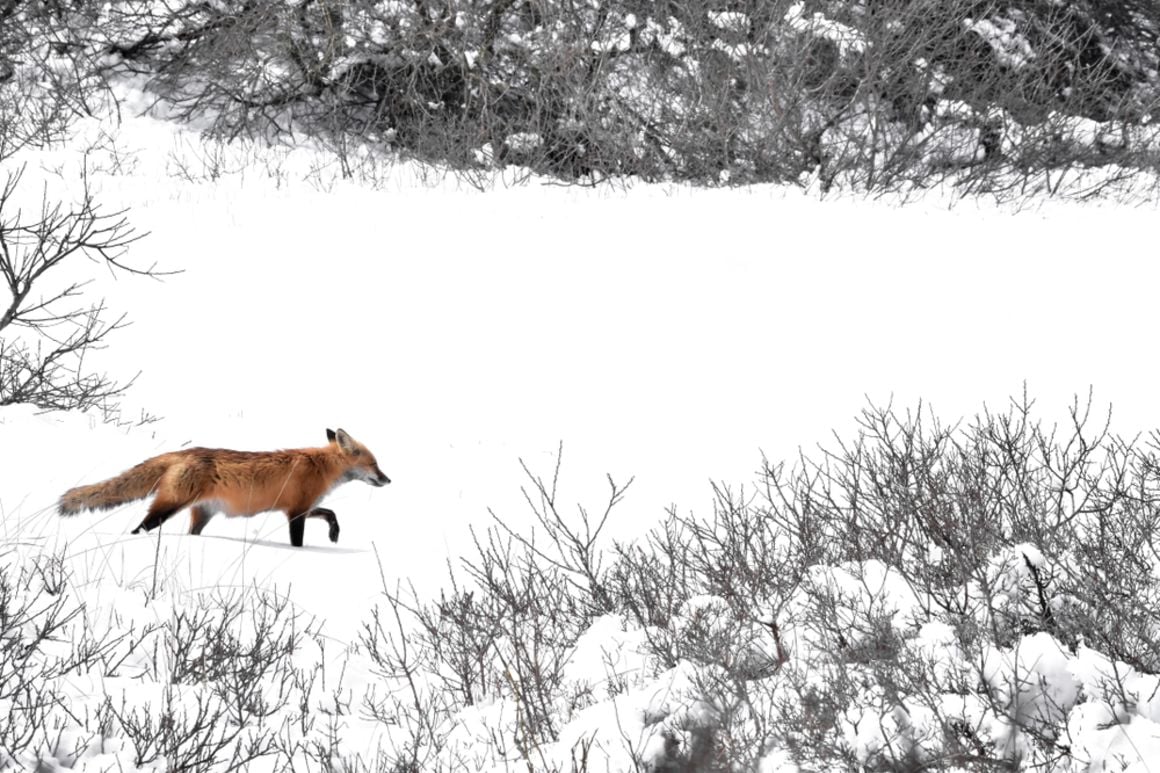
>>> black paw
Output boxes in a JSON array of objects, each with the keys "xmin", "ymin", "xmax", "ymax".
[
  {"xmin": 328, "ymin": 523, "xmax": 340, "ymax": 543},
  {"xmin": 131, "ymin": 527, "xmax": 142, "ymax": 534}
]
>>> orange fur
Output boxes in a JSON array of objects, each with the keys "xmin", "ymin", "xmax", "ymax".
[{"xmin": 58, "ymin": 428, "xmax": 389, "ymax": 546}]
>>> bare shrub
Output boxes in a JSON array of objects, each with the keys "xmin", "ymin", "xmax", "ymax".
[
  {"xmin": 639, "ymin": 391, "xmax": 1160, "ymax": 770},
  {"xmin": 0, "ymin": 553, "xmax": 86, "ymax": 762},
  {"xmin": 107, "ymin": 586, "xmax": 325, "ymax": 771},
  {"xmin": 355, "ymin": 452, "xmax": 631, "ymax": 769},
  {"xmin": 166, "ymin": 589, "xmax": 319, "ymax": 723},
  {"xmin": 0, "ymin": 550, "xmax": 164, "ymax": 767},
  {"xmin": 106, "ymin": 685, "xmax": 283, "ymax": 771},
  {"xmin": 0, "ymin": 164, "xmax": 169, "ymax": 416}
]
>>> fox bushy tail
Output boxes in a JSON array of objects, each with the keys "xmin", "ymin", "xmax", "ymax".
[{"xmin": 58, "ymin": 458, "xmax": 170, "ymax": 516}]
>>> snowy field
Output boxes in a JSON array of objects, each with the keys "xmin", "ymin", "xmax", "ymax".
[{"xmin": 3, "ymin": 101, "xmax": 1160, "ymax": 770}]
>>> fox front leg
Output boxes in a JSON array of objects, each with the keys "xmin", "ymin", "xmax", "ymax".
[
  {"xmin": 287, "ymin": 511, "xmax": 307, "ymax": 547},
  {"xmin": 307, "ymin": 507, "xmax": 340, "ymax": 543},
  {"xmin": 287, "ymin": 508, "xmax": 340, "ymax": 546}
]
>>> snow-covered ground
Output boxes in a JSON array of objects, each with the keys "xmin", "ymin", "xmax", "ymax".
[
  {"xmin": 15, "ymin": 110, "xmax": 1160, "ymax": 577},
  {"xmin": 3, "ymin": 99, "xmax": 1160, "ymax": 770}
]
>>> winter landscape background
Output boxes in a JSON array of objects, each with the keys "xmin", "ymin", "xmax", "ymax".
[{"xmin": 3, "ymin": 0, "xmax": 1160, "ymax": 769}]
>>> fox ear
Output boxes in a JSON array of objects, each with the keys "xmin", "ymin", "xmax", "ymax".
[
  {"xmin": 334, "ymin": 428, "xmax": 357, "ymax": 454},
  {"xmin": 326, "ymin": 428, "xmax": 337, "ymax": 443}
]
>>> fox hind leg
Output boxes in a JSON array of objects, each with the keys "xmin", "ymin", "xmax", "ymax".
[
  {"xmin": 188, "ymin": 505, "xmax": 216, "ymax": 536},
  {"xmin": 132, "ymin": 497, "xmax": 190, "ymax": 535}
]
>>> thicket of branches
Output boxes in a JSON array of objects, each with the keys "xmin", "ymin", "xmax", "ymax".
[
  {"xmin": 4, "ymin": 0, "xmax": 1158, "ymax": 193},
  {"xmin": 358, "ymin": 392, "xmax": 1160, "ymax": 770},
  {"xmin": 0, "ymin": 552, "xmax": 342, "ymax": 771}
]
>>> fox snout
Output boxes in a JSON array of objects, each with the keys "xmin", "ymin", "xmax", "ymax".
[{"xmin": 372, "ymin": 468, "xmax": 391, "ymax": 486}]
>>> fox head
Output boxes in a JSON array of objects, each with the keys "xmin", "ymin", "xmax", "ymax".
[{"xmin": 327, "ymin": 428, "xmax": 391, "ymax": 486}]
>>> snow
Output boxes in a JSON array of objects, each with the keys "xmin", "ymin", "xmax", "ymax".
[
  {"xmin": 967, "ymin": 16, "xmax": 1036, "ymax": 69},
  {"xmin": 785, "ymin": 2, "xmax": 866, "ymax": 55},
  {"xmin": 708, "ymin": 11, "xmax": 749, "ymax": 36},
  {"xmin": 1, "ymin": 87, "xmax": 1160, "ymax": 770}
]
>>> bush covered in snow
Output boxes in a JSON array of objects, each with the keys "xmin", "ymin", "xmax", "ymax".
[
  {"xmin": 0, "ymin": 552, "xmax": 340, "ymax": 771},
  {"xmin": 352, "ymin": 392, "xmax": 1160, "ymax": 770},
  {"xmin": 2, "ymin": 0, "xmax": 1159, "ymax": 194}
]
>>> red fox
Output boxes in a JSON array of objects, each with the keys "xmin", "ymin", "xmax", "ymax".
[{"xmin": 58, "ymin": 428, "xmax": 390, "ymax": 547}]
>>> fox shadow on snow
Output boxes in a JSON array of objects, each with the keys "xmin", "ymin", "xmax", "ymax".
[{"xmin": 195, "ymin": 533, "xmax": 369, "ymax": 554}]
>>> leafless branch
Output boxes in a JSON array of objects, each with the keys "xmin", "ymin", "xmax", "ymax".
[{"xmin": 0, "ymin": 163, "xmax": 172, "ymax": 414}]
